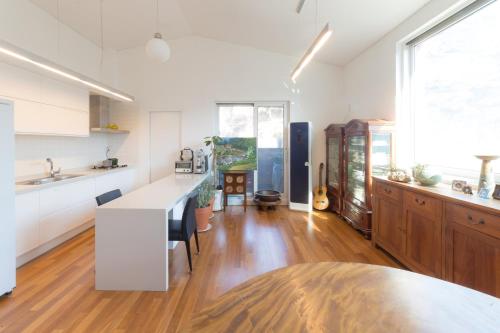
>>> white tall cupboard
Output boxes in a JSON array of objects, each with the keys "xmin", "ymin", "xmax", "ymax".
[{"xmin": 0, "ymin": 100, "xmax": 16, "ymax": 296}]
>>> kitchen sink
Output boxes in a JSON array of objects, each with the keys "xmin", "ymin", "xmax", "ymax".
[{"xmin": 16, "ymin": 174, "xmax": 83, "ymax": 186}]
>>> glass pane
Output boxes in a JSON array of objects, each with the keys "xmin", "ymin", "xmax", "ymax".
[
  {"xmin": 372, "ymin": 133, "xmax": 392, "ymax": 176},
  {"xmin": 413, "ymin": 0, "xmax": 500, "ymax": 173},
  {"xmin": 257, "ymin": 106, "xmax": 284, "ymax": 193},
  {"xmin": 328, "ymin": 137, "xmax": 340, "ymax": 188},
  {"xmin": 218, "ymin": 105, "xmax": 254, "ymax": 137},
  {"xmin": 347, "ymin": 136, "xmax": 366, "ymax": 203}
]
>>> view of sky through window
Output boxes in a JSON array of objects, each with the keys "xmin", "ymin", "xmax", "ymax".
[{"xmin": 412, "ymin": 0, "xmax": 500, "ymax": 174}]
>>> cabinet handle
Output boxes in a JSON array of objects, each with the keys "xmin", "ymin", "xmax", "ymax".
[
  {"xmin": 467, "ymin": 214, "xmax": 486, "ymax": 225},
  {"xmin": 414, "ymin": 198, "xmax": 426, "ymax": 206},
  {"xmin": 384, "ymin": 188, "xmax": 392, "ymax": 194}
]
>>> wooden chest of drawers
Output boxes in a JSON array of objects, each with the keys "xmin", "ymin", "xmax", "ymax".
[{"xmin": 373, "ymin": 176, "xmax": 500, "ymax": 297}]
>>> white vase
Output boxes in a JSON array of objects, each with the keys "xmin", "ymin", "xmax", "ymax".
[
  {"xmin": 212, "ymin": 189, "xmax": 223, "ymax": 211},
  {"xmin": 476, "ymin": 155, "xmax": 499, "ymax": 198}
]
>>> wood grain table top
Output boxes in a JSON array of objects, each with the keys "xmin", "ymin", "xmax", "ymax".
[{"xmin": 189, "ymin": 262, "xmax": 500, "ymax": 332}]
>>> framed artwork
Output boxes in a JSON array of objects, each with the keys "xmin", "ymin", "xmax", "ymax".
[
  {"xmin": 493, "ymin": 185, "xmax": 500, "ymax": 200},
  {"xmin": 452, "ymin": 180, "xmax": 467, "ymax": 192},
  {"xmin": 216, "ymin": 137, "xmax": 257, "ymax": 171}
]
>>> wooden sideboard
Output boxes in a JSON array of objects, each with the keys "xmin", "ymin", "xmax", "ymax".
[{"xmin": 372, "ymin": 176, "xmax": 500, "ymax": 297}]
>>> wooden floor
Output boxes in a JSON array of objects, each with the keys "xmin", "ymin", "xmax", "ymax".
[{"xmin": 0, "ymin": 207, "xmax": 399, "ymax": 333}]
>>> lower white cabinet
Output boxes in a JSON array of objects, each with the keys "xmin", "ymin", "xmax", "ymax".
[
  {"xmin": 39, "ymin": 200, "xmax": 95, "ymax": 244},
  {"xmin": 15, "ymin": 168, "xmax": 136, "ymax": 260},
  {"xmin": 39, "ymin": 178, "xmax": 96, "ymax": 244},
  {"xmin": 95, "ymin": 168, "xmax": 136, "ymax": 197},
  {"xmin": 15, "ymin": 191, "xmax": 40, "ymax": 256}
]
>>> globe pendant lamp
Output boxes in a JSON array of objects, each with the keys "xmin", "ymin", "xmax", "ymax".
[
  {"xmin": 146, "ymin": 32, "xmax": 170, "ymax": 62},
  {"xmin": 146, "ymin": 0, "xmax": 170, "ymax": 63}
]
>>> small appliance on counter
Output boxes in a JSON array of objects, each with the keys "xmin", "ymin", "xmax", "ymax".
[
  {"xmin": 175, "ymin": 147, "xmax": 194, "ymax": 173},
  {"xmin": 193, "ymin": 149, "xmax": 209, "ymax": 174}
]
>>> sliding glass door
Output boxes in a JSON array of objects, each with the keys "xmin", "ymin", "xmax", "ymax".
[{"xmin": 218, "ymin": 103, "xmax": 288, "ymax": 203}]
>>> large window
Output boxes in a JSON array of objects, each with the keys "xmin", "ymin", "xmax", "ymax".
[
  {"xmin": 217, "ymin": 103, "xmax": 287, "ymax": 201},
  {"xmin": 407, "ymin": 0, "xmax": 500, "ymax": 178}
]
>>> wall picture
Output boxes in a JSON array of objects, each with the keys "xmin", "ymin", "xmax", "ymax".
[{"xmin": 216, "ymin": 137, "xmax": 257, "ymax": 171}]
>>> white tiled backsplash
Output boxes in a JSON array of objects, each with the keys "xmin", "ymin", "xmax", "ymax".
[{"xmin": 15, "ymin": 134, "xmax": 110, "ymax": 178}]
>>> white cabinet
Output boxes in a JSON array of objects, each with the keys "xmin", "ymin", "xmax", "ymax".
[
  {"xmin": 15, "ymin": 102, "xmax": 89, "ymax": 137},
  {"xmin": 39, "ymin": 178, "xmax": 95, "ymax": 243},
  {"xmin": 16, "ymin": 169, "xmax": 136, "ymax": 262},
  {"xmin": 0, "ymin": 62, "xmax": 90, "ymax": 137},
  {"xmin": 39, "ymin": 200, "xmax": 95, "ymax": 244},
  {"xmin": 95, "ymin": 169, "xmax": 136, "ymax": 197},
  {"xmin": 40, "ymin": 77, "xmax": 88, "ymax": 111},
  {"xmin": 15, "ymin": 191, "xmax": 40, "ymax": 256}
]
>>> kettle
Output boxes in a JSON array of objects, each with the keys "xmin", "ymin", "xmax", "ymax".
[{"xmin": 180, "ymin": 148, "xmax": 194, "ymax": 161}]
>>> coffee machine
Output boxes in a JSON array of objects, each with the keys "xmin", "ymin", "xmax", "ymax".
[{"xmin": 193, "ymin": 149, "xmax": 209, "ymax": 174}]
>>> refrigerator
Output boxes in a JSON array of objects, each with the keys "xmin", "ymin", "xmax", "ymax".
[
  {"xmin": 0, "ymin": 99, "xmax": 15, "ymax": 296},
  {"xmin": 289, "ymin": 122, "xmax": 312, "ymax": 212}
]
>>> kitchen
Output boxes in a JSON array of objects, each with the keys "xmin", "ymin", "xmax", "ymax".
[{"xmin": 1, "ymin": 0, "xmax": 500, "ymax": 332}]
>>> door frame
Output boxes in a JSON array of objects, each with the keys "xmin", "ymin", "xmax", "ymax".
[
  {"xmin": 215, "ymin": 101, "xmax": 290, "ymax": 204},
  {"xmin": 149, "ymin": 110, "xmax": 182, "ymax": 183}
]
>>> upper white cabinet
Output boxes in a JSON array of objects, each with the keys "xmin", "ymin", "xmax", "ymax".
[
  {"xmin": 15, "ymin": 103, "xmax": 89, "ymax": 136},
  {"xmin": 40, "ymin": 77, "xmax": 89, "ymax": 111},
  {"xmin": 0, "ymin": 62, "xmax": 90, "ymax": 137}
]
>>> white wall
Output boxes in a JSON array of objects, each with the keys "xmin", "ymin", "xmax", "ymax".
[
  {"xmin": 110, "ymin": 36, "xmax": 346, "ymax": 187},
  {"xmin": 343, "ymin": 0, "xmax": 466, "ymax": 121},
  {"xmin": 15, "ymin": 134, "xmax": 110, "ymax": 178},
  {"xmin": 0, "ymin": 0, "xmax": 119, "ymax": 177}
]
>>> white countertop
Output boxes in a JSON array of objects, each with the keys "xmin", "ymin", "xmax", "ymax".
[
  {"xmin": 97, "ymin": 173, "xmax": 209, "ymax": 210},
  {"xmin": 15, "ymin": 166, "xmax": 133, "ymax": 194}
]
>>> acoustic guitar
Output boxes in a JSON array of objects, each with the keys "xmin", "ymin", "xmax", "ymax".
[{"xmin": 313, "ymin": 162, "xmax": 329, "ymax": 211}]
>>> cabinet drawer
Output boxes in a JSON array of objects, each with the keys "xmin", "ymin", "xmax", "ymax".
[
  {"xmin": 446, "ymin": 203, "xmax": 500, "ymax": 239},
  {"xmin": 375, "ymin": 182, "xmax": 402, "ymax": 202},
  {"xmin": 404, "ymin": 191, "xmax": 442, "ymax": 220}
]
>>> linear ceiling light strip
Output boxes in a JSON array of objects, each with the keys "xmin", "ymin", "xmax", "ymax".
[
  {"xmin": 0, "ymin": 40, "xmax": 134, "ymax": 102},
  {"xmin": 291, "ymin": 23, "xmax": 332, "ymax": 82}
]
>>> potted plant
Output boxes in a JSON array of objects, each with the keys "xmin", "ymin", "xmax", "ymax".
[
  {"xmin": 204, "ymin": 136, "xmax": 223, "ymax": 212},
  {"xmin": 195, "ymin": 180, "xmax": 213, "ymax": 232}
]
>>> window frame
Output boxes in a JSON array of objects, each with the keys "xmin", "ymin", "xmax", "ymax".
[
  {"xmin": 398, "ymin": 0, "xmax": 500, "ymax": 184},
  {"xmin": 215, "ymin": 101, "xmax": 290, "ymax": 200}
]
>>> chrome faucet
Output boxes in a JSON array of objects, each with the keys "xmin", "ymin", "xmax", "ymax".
[{"xmin": 46, "ymin": 158, "xmax": 61, "ymax": 178}]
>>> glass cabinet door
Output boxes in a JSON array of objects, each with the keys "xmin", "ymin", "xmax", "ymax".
[
  {"xmin": 328, "ymin": 137, "xmax": 340, "ymax": 189},
  {"xmin": 371, "ymin": 133, "xmax": 392, "ymax": 176},
  {"xmin": 347, "ymin": 136, "xmax": 366, "ymax": 204}
]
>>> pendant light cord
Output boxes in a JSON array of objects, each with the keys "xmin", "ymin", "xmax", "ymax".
[
  {"xmin": 315, "ymin": 0, "xmax": 318, "ymax": 34},
  {"xmin": 156, "ymin": 0, "xmax": 160, "ymax": 33},
  {"xmin": 56, "ymin": 0, "xmax": 60, "ymax": 61},
  {"xmin": 100, "ymin": 0, "xmax": 104, "ymax": 69}
]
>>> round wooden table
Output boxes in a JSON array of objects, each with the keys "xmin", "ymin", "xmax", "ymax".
[{"xmin": 189, "ymin": 262, "xmax": 500, "ymax": 332}]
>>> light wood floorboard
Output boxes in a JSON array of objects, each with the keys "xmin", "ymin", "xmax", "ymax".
[{"xmin": 0, "ymin": 207, "xmax": 399, "ymax": 332}]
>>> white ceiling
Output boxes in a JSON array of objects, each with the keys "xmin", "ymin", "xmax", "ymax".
[{"xmin": 30, "ymin": 0, "xmax": 430, "ymax": 65}]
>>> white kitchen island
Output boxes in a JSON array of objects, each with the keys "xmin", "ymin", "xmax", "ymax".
[{"xmin": 95, "ymin": 173, "xmax": 208, "ymax": 291}]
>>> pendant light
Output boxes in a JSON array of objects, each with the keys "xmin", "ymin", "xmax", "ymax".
[{"xmin": 145, "ymin": 0, "xmax": 171, "ymax": 62}]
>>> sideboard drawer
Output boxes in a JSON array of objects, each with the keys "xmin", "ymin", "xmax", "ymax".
[
  {"xmin": 446, "ymin": 203, "xmax": 500, "ymax": 239},
  {"xmin": 404, "ymin": 191, "xmax": 442, "ymax": 220},
  {"xmin": 375, "ymin": 182, "xmax": 402, "ymax": 202}
]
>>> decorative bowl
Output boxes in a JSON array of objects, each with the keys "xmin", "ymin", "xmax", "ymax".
[{"xmin": 412, "ymin": 164, "xmax": 442, "ymax": 186}]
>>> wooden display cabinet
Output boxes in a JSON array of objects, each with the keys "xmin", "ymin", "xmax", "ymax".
[
  {"xmin": 343, "ymin": 119, "xmax": 394, "ymax": 238},
  {"xmin": 324, "ymin": 124, "xmax": 345, "ymax": 214}
]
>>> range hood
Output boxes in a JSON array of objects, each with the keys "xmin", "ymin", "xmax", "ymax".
[{"xmin": 90, "ymin": 95, "xmax": 130, "ymax": 134}]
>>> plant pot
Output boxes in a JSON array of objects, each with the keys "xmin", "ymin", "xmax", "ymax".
[{"xmin": 195, "ymin": 206, "xmax": 212, "ymax": 232}]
